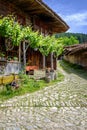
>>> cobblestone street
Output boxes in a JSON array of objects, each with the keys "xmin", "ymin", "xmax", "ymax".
[{"xmin": 0, "ymin": 64, "xmax": 87, "ymax": 130}]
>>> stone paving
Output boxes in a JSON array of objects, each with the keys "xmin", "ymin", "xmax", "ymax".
[{"xmin": 0, "ymin": 66, "xmax": 87, "ymax": 130}]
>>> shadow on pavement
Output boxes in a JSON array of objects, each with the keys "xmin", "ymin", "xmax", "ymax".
[{"xmin": 59, "ymin": 60, "xmax": 87, "ymax": 80}]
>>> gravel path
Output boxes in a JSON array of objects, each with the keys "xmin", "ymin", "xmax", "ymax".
[{"xmin": 0, "ymin": 63, "xmax": 87, "ymax": 130}]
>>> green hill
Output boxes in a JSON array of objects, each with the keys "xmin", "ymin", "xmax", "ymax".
[{"xmin": 55, "ymin": 33, "xmax": 87, "ymax": 44}]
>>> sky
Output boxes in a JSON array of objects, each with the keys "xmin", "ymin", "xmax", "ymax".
[{"xmin": 43, "ymin": 0, "xmax": 87, "ymax": 34}]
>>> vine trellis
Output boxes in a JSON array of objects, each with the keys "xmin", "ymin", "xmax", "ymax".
[
  {"xmin": 0, "ymin": 15, "xmax": 79, "ymax": 57},
  {"xmin": 5, "ymin": 38, "xmax": 14, "ymax": 51}
]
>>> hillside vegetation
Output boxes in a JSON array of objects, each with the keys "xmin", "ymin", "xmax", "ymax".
[{"xmin": 56, "ymin": 32, "xmax": 87, "ymax": 44}]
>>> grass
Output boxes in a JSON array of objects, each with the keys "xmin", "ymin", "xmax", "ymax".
[{"xmin": 0, "ymin": 71, "xmax": 64, "ymax": 102}]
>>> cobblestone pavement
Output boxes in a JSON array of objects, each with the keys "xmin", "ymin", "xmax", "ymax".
[{"xmin": 0, "ymin": 66, "xmax": 87, "ymax": 130}]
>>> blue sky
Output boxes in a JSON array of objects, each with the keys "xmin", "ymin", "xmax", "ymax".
[{"xmin": 43, "ymin": 0, "xmax": 87, "ymax": 34}]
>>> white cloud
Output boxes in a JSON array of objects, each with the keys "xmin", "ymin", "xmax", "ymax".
[{"xmin": 62, "ymin": 12, "xmax": 87, "ymax": 26}]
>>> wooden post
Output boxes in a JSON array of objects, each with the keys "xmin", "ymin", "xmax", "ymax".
[
  {"xmin": 23, "ymin": 41, "xmax": 26, "ymax": 67},
  {"xmin": 51, "ymin": 52, "xmax": 54, "ymax": 70},
  {"xmin": 56, "ymin": 57, "xmax": 57, "ymax": 70},
  {"xmin": 43, "ymin": 55, "xmax": 46, "ymax": 69},
  {"xmin": 19, "ymin": 42, "xmax": 21, "ymax": 63}
]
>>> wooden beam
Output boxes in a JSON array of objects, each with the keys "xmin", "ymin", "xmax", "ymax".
[
  {"xmin": 43, "ymin": 55, "xmax": 46, "ymax": 69},
  {"xmin": 27, "ymin": 9, "xmax": 44, "ymax": 14},
  {"xmin": 51, "ymin": 52, "xmax": 54, "ymax": 70},
  {"xmin": 23, "ymin": 41, "xmax": 26, "ymax": 67},
  {"xmin": 19, "ymin": 42, "xmax": 21, "ymax": 63},
  {"xmin": 56, "ymin": 57, "xmax": 57, "ymax": 70}
]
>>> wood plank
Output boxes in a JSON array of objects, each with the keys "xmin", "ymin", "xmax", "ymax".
[
  {"xmin": 43, "ymin": 55, "xmax": 46, "ymax": 69},
  {"xmin": 51, "ymin": 52, "xmax": 54, "ymax": 69},
  {"xmin": 23, "ymin": 41, "xmax": 26, "ymax": 66}
]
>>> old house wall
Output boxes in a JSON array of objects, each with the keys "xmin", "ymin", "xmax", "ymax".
[
  {"xmin": 81, "ymin": 53, "xmax": 87, "ymax": 68},
  {"xmin": 33, "ymin": 16, "xmax": 49, "ymax": 36},
  {"xmin": 0, "ymin": 1, "xmax": 26, "ymax": 24},
  {"xmin": 0, "ymin": 1, "xmax": 50, "ymax": 35},
  {"xmin": 26, "ymin": 48, "xmax": 56, "ymax": 70},
  {"xmin": 64, "ymin": 52, "xmax": 87, "ymax": 68},
  {"xmin": 46, "ymin": 54, "xmax": 56, "ymax": 70},
  {"xmin": 26, "ymin": 47, "xmax": 43, "ymax": 69}
]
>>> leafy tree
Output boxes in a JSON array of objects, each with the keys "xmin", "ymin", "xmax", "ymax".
[
  {"xmin": 53, "ymin": 39, "xmax": 64, "ymax": 57},
  {"xmin": 0, "ymin": 15, "xmax": 21, "ymax": 46},
  {"xmin": 39, "ymin": 35, "xmax": 52, "ymax": 56}
]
